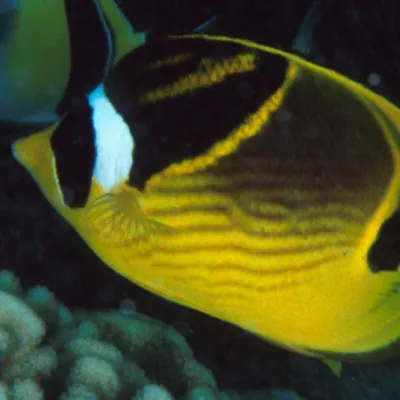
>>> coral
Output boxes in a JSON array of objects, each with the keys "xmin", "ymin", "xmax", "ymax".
[
  {"xmin": 0, "ymin": 270, "xmax": 304, "ymax": 400},
  {"xmin": 0, "ymin": 269, "xmax": 218, "ymax": 399}
]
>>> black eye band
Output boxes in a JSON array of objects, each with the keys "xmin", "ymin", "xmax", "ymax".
[{"xmin": 50, "ymin": 101, "xmax": 95, "ymax": 208}]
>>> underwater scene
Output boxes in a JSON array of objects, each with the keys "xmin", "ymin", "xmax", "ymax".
[{"xmin": 1, "ymin": 0, "xmax": 400, "ymax": 398}]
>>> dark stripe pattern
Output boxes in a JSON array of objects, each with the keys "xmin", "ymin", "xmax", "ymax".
[{"xmin": 104, "ymin": 36, "xmax": 288, "ymax": 189}]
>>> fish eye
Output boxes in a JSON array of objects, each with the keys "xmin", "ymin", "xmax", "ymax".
[
  {"xmin": 367, "ymin": 211, "xmax": 400, "ymax": 273},
  {"xmin": 50, "ymin": 104, "xmax": 95, "ymax": 208}
]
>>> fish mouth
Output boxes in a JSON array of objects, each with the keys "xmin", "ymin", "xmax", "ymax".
[
  {"xmin": 11, "ymin": 126, "xmax": 55, "ymax": 169},
  {"xmin": 12, "ymin": 135, "xmax": 44, "ymax": 170}
]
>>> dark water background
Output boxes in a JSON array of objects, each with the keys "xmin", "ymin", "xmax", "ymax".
[{"xmin": 1, "ymin": 0, "xmax": 400, "ymax": 398}]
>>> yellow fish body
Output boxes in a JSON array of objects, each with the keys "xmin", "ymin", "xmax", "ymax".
[
  {"xmin": 12, "ymin": 34, "xmax": 400, "ymax": 361},
  {"xmin": 0, "ymin": 0, "xmax": 143, "ymax": 123}
]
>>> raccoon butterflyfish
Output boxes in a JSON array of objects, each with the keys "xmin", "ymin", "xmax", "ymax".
[
  {"xmin": 0, "ymin": 0, "xmax": 144, "ymax": 124},
  {"xmin": 12, "ymin": 34, "xmax": 400, "ymax": 361}
]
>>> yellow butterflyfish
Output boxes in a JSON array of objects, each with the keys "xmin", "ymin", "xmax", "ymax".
[{"xmin": 12, "ymin": 34, "xmax": 400, "ymax": 362}]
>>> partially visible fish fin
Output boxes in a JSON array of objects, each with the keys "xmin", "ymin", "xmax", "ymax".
[
  {"xmin": 323, "ymin": 358, "xmax": 342, "ymax": 377},
  {"xmin": 86, "ymin": 183, "xmax": 171, "ymax": 244},
  {"xmin": 193, "ymin": 15, "xmax": 218, "ymax": 33},
  {"xmin": 292, "ymin": 0, "xmax": 331, "ymax": 55},
  {"xmin": 97, "ymin": 0, "xmax": 146, "ymax": 63}
]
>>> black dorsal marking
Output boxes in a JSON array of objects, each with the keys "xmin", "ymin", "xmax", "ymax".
[
  {"xmin": 105, "ymin": 36, "xmax": 288, "ymax": 190},
  {"xmin": 51, "ymin": 101, "xmax": 95, "ymax": 208},
  {"xmin": 56, "ymin": 0, "xmax": 112, "ymax": 115},
  {"xmin": 368, "ymin": 211, "xmax": 400, "ymax": 273}
]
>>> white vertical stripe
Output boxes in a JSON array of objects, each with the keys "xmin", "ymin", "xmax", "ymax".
[{"xmin": 88, "ymin": 84, "xmax": 134, "ymax": 191}]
